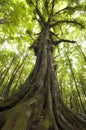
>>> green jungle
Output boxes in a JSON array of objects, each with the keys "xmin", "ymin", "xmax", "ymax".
[{"xmin": 0, "ymin": 0, "xmax": 86, "ymax": 130}]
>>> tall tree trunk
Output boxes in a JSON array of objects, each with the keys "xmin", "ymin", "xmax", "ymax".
[{"xmin": 0, "ymin": 26, "xmax": 86, "ymax": 130}]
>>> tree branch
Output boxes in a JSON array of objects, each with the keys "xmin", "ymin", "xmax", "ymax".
[
  {"xmin": 50, "ymin": 20, "xmax": 84, "ymax": 28},
  {"xmin": 33, "ymin": 16, "xmax": 42, "ymax": 25},
  {"xmin": 35, "ymin": 7, "xmax": 46, "ymax": 25},
  {"xmin": 53, "ymin": 6, "xmax": 74, "ymax": 16},
  {"xmin": 26, "ymin": 29, "xmax": 35, "ymax": 40},
  {"xmin": 51, "ymin": 0, "xmax": 55, "ymax": 13},
  {"xmin": 44, "ymin": 0, "xmax": 49, "ymax": 14},
  {"xmin": 48, "ymin": 0, "xmax": 55, "ymax": 23},
  {"xmin": 50, "ymin": 31, "xmax": 60, "ymax": 39},
  {"xmin": 53, "ymin": 39, "xmax": 76, "ymax": 45}
]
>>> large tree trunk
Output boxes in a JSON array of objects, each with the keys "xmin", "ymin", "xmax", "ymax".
[{"xmin": 0, "ymin": 26, "xmax": 86, "ymax": 130}]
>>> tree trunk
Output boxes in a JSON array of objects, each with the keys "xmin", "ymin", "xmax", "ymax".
[{"xmin": 0, "ymin": 26, "xmax": 86, "ymax": 130}]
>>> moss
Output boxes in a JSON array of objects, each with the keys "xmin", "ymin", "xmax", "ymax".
[
  {"xmin": 1, "ymin": 94, "xmax": 43, "ymax": 130},
  {"xmin": 1, "ymin": 100, "xmax": 32, "ymax": 130},
  {"xmin": 37, "ymin": 118, "xmax": 52, "ymax": 130},
  {"xmin": 12, "ymin": 109, "xmax": 31, "ymax": 130}
]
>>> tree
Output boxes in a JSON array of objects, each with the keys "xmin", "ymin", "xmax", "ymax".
[{"xmin": 0, "ymin": 0, "xmax": 86, "ymax": 130}]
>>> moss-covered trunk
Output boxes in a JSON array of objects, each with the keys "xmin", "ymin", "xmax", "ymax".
[{"xmin": 0, "ymin": 26, "xmax": 86, "ymax": 130}]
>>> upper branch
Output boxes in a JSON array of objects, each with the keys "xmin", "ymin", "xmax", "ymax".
[
  {"xmin": 51, "ymin": 0, "xmax": 55, "ymax": 13},
  {"xmin": 53, "ymin": 6, "xmax": 74, "ymax": 16},
  {"xmin": 53, "ymin": 39, "xmax": 76, "ymax": 45},
  {"xmin": 44, "ymin": 0, "xmax": 49, "ymax": 14},
  {"xmin": 35, "ymin": 2, "xmax": 46, "ymax": 25},
  {"xmin": 50, "ymin": 20, "xmax": 84, "ymax": 28},
  {"xmin": 35, "ymin": 8, "xmax": 46, "ymax": 25},
  {"xmin": 48, "ymin": 0, "xmax": 55, "ymax": 23}
]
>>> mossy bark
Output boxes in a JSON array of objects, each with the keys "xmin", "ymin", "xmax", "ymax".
[{"xmin": 0, "ymin": 26, "xmax": 86, "ymax": 130}]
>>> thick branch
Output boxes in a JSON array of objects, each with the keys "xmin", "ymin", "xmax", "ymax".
[
  {"xmin": 35, "ymin": 7, "xmax": 46, "ymax": 25},
  {"xmin": 50, "ymin": 32, "xmax": 76, "ymax": 45},
  {"xmin": 53, "ymin": 39, "xmax": 76, "ymax": 45},
  {"xmin": 50, "ymin": 20, "xmax": 84, "ymax": 28}
]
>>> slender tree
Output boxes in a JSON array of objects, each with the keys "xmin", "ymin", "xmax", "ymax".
[
  {"xmin": 67, "ymin": 51, "xmax": 86, "ymax": 113},
  {"xmin": 0, "ymin": 0, "xmax": 86, "ymax": 130}
]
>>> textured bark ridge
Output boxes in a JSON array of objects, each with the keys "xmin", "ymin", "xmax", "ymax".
[{"xmin": 0, "ymin": 26, "xmax": 86, "ymax": 130}]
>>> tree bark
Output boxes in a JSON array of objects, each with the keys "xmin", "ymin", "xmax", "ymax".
[{"xmin": 0, "ymin": 26, "xmax": 86, "ymax": 130}]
